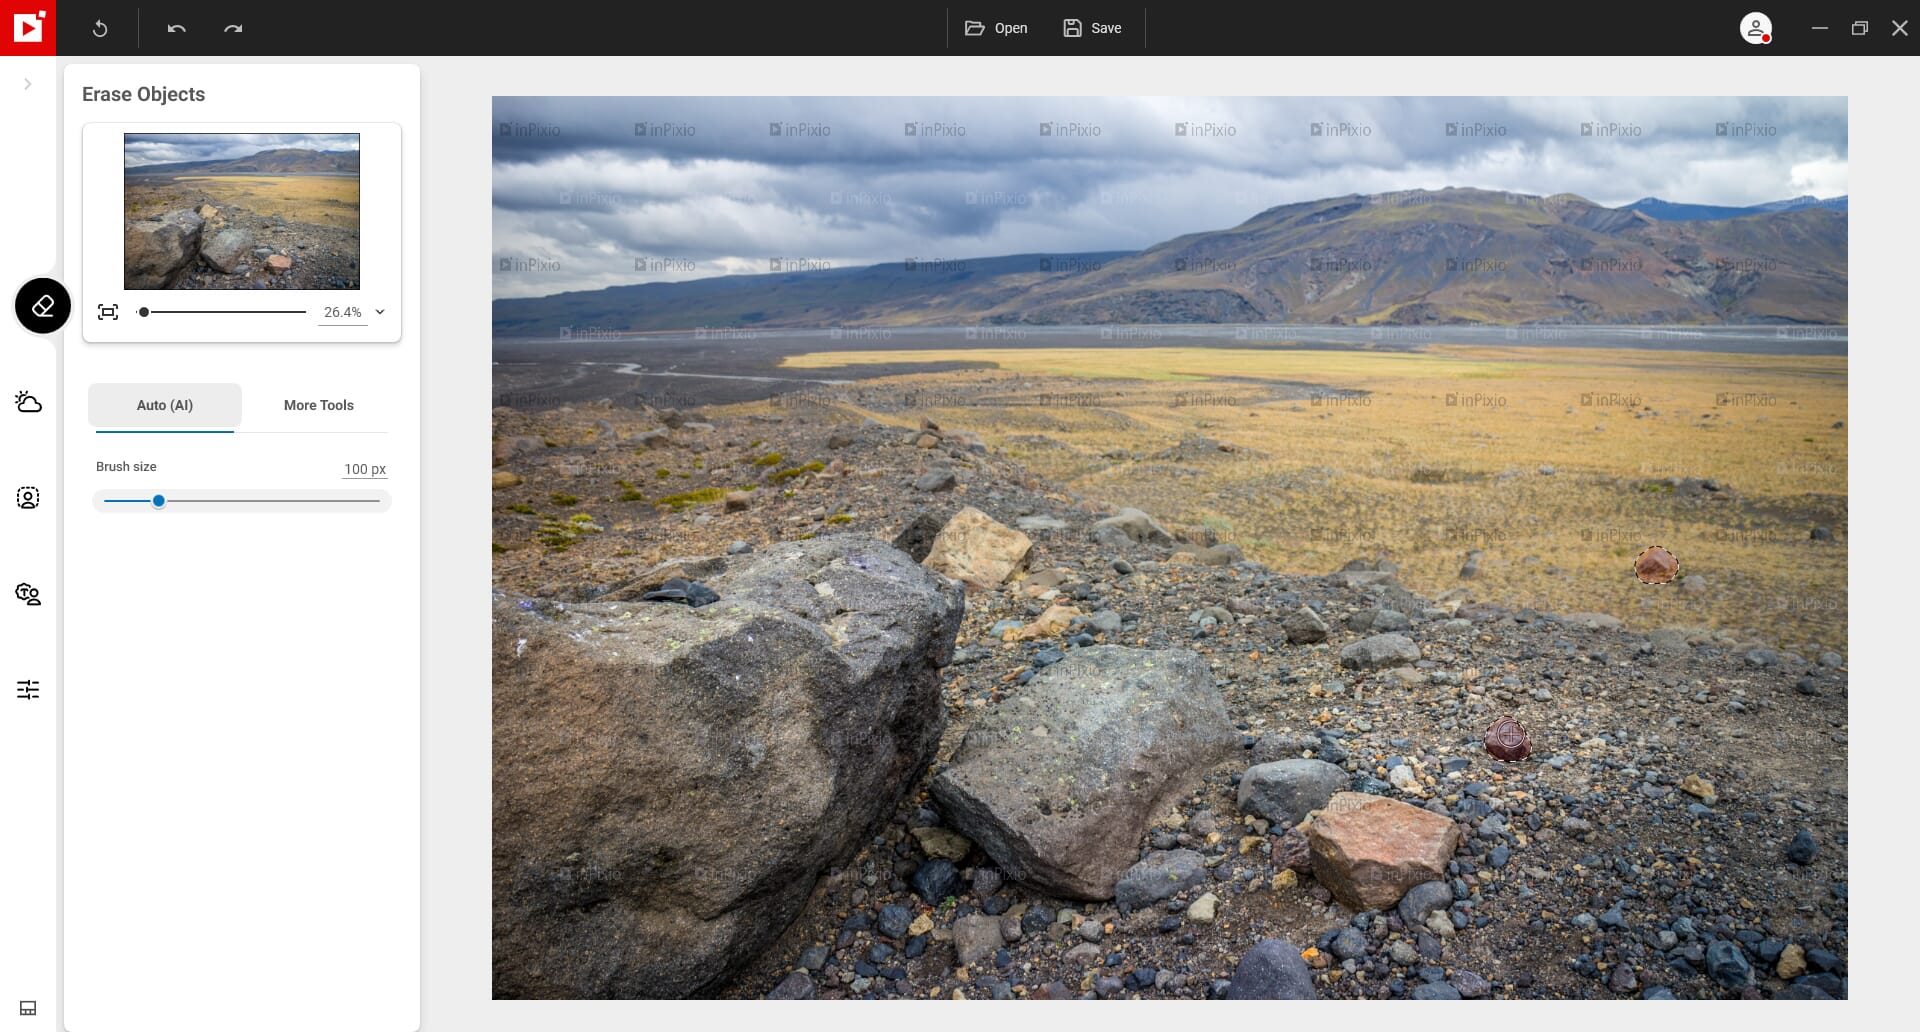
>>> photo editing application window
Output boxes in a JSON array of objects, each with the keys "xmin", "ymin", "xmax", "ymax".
[{"xmin": 1, "ymin": 6, "xmax": 1911, "ymax": 1030}]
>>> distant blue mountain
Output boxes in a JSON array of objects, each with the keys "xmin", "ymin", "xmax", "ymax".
[{"xmin": 1623, "ymin": 195, "xmax": 1848, "ymax": 221}]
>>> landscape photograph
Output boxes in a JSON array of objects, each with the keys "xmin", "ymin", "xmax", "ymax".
[
  {"xmin": 491, "ymin": 97, "xmax": 1847, "ymax": 1002},
  {"xmin": 123, "ymin": 132, "xmax": 361, "ymax": 290}
]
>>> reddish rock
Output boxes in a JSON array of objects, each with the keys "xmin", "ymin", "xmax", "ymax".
[
  {"xmin": 265, "ymin": 254, "xmax": 293, "ymax": 274},
  {"xmin": 1634, "ymin": 545, "xmax": 1679, "ymax": 584},
  {"xmin": 1306, "ymin": 792, "xmax": 1461, "ymax": 910},
  {"xmin": 1271, "ymin": 827, "xmax": 1313, "ymax": 872},
  {"xmin": 1484, "ymin": 715, "xmax": 1532, "ymax": 761}
]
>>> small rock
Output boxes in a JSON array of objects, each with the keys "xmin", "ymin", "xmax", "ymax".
[
  {"xmin": 1282, "ymin": 606, "xmax": 1331, "ymax": 644},
  {"xmin": 766, "ymin": 969, "xmax": 814, "ymax": 999},
  {"xmin": 1339, "ymin": 633, "xmax": 1422, "ymax": 670},
  {"xmin": 914, "ymin": 469, "xmax": 957, "ymax": 493},
  {"xmin": 1453, "ymin": 970, "xmax": 1490, "ymax": 998},
  {"xmin": 1678, "ymin": 774, "xmax": 1717, "ymax": 804},
  {"xmin": 1236, "ymin": 759, "xmax": 1347, "ymax": 826},
  {"xmin": 1777, "ymin": 943, "xmax": 1807, "ymax": 979},
  {"xmin": 952, "ymin": 914, "xmax": 1005, "ymax": 966},
  {"xmin": 1786, "ymin": 829, "xmax": 1818, "ymax": 865},
  {"xmin": 911, "ymin": 859, "xmax": 962, "ymax": 903},
  {"xmin": 1115, "ymin": 849, "xmax": 1209, "ymax": 913},
  {"xmin": 1186, "ymin": 892, "xmax": 1219, "ymax": 924},
  {"xmin": 1226, "ymin": 939, "xmax": 1318, "ymax": 1000},
  {"xmin": 1397, "ymin": 881, "xmax": 1453, "ymax": 927},
  {"xmin": 911, "ymin": 825, "xmax": 971, "ymax": 861},
  {"xmin": 876, "ymin": 904, "xmax": 912, "ymax": 940},
  {"xmin": 1327, "ymin": 927, "xmax": 1368, "ymax": 960},
  {"xmin": 1705, "ymin": 940, "xmax": 1754, "ymax": 988}
]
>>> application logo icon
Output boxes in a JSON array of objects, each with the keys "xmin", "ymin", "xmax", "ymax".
[{"xmin": 12, "ymin": 9, "xmax": 44, "ymax": 43}]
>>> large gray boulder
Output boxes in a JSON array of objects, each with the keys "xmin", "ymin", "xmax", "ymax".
[
  {"xmin": 931, "ymin": 646, "xmax": 1238, "ymax": 900},
  {"xmin": 492, "ymin": 535, "xmax": 963, "ymax": 998},
  {"xmin": 124, "ymin": 210, "xmax": 205, "ymax": 288},
  {"xmin": 1237, "ymin": 759, "xmax": 1348, "ymax": 827},
  {"xmin": 200, "ymin": 227, "xmax": 255, "ymax": 273}
]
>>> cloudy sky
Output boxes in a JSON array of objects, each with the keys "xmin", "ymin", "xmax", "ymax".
[
  {"xmin": 124, "ymin": 133, "xmax": 360, "ymax": 167},
  {"xmin": 492, "ymin": 96, "xmax": 1847, "ymax": 299}
]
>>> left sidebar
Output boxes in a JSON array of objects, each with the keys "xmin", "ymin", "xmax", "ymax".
[{"xmin": 1, "ymin": 47, "xmax": 59, "ymax": 1032}]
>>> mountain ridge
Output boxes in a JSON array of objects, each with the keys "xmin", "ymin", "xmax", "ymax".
[
  {"xmin": 493, "ymin": 187, "xmax": 1846, "ymax": 332},
  {"xmin": 125, "ymin": 147, "xmax": 361, "ymax": 176},
  {"xmin": 1622, "ymin": 194, "xmax": 1847, "ymax": 222}
]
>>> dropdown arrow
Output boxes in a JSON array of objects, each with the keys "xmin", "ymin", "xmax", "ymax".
[{"xmin": 374, "ymin": 308, "xmax": 385, "ymax": 314}]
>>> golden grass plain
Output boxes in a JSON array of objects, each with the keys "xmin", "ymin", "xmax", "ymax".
[
  {"xmin": 124, "ymin": 174, "xmax": 360, "ymax": 228},
  {"xmin": 778, "ymin": 344, "xmax": 1847, "ymax": 649}
]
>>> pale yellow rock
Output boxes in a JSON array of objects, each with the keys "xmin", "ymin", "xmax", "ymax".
[
  {"xmin": 911, "ymin": 825, "xmax": 972, "ymax": 861},
  {"xmin": 908, "ymin": 913, "xmax": 934, "ymax": 937},
  {"xmin": 1011, "ymin": 603, "xmax": 1083, "ymax": 641},
  {"xmin": 1273, "ymin": 869, "xmax": 1298, "ymax": 890},
  {"xmin": 1679, "ymin": 774, "xmax": 1718, "ymax": 804},
  {"xmin": 492, "ymin": 471, "xmax": 523, "ymax": 489},
  {"xmin": 1186, "ymin": 892, "xmax": 1219, "ymax": 924},
  {"xmin": 921, "ymin": 506, "xmax": 1032, "ymax": 589},
  {"xmin": 1777, "ymin": 943, "xmax": 1807, "ymax": 979}
]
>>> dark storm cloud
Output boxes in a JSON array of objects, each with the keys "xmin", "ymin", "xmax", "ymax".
[
  {"xmin": 491, "ymin": 97, "xmax": 1847, "ymax": 298},
  {"xmin": 123, "ymin": 133, "xmax": 361, "ymax": 167}
]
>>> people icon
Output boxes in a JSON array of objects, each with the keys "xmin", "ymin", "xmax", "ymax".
[
  {"xmin": 1749, "ymin": 19, "xmax": 1763, "ymax": 36},
  {"xmin": 15, "ymin": 582, "xmax": 42, "ymax": 606}
]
